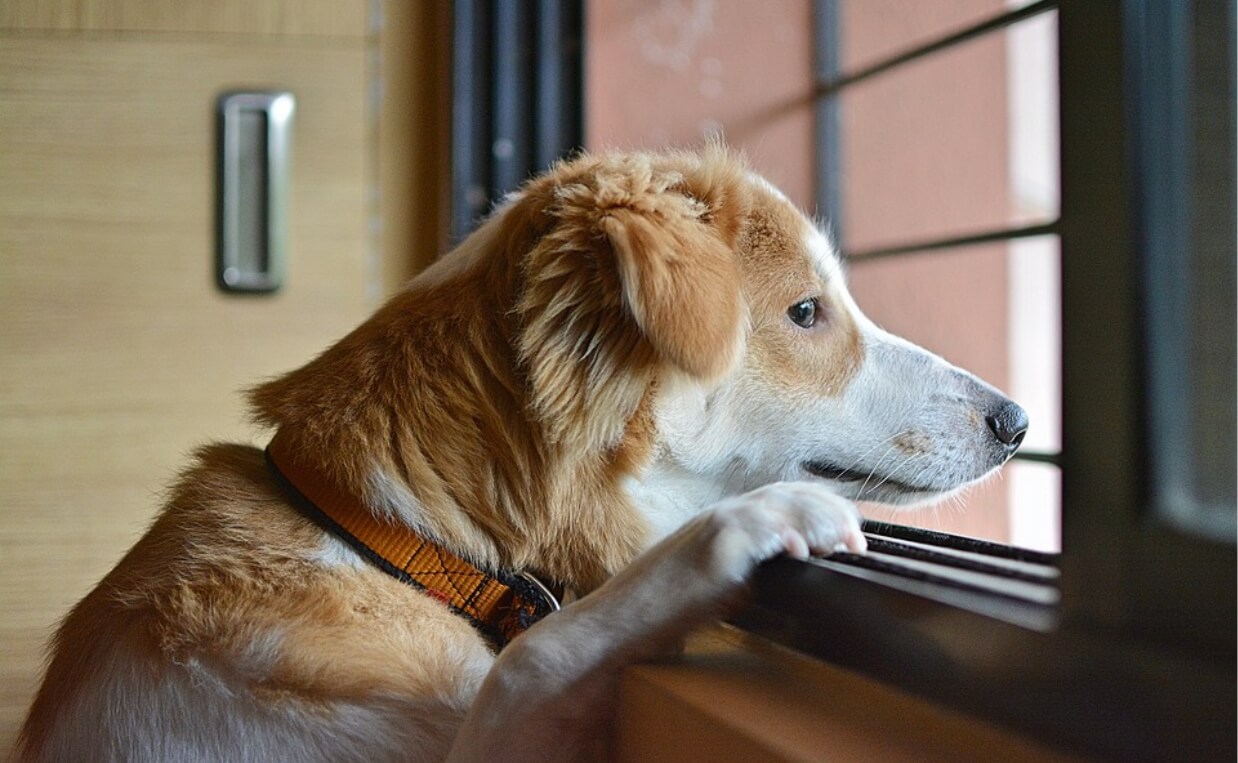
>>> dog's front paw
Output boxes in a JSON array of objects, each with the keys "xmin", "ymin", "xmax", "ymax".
[{"xmin": 691, "ymin": 481, "xmax": 866, "ymax": 584}]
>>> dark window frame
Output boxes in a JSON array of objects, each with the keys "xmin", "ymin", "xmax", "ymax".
[{"xmin": 1058, "ymin": 0, "xmax": 1235, "ymax": 657}]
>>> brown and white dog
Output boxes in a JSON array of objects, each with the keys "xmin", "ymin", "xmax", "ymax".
[{"xmin": 19, "ymin": 146, "xmax": 1026, "ymax": 761}]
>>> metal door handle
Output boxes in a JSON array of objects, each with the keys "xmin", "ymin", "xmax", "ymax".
[{"xmin": 215, "ymin": 91, "xmax": 294, "ymax": 293}]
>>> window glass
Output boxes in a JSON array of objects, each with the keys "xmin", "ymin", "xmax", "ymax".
[
  {"xmin": 831, "ymin": 10, "xmax": 1059, "ymax": 253},
  {"xmin": 1006, "ymin": 235, "xmax": 1060, "ymax": 455},
  {"xmin": 835, "ymin": 0, "xmax": 1041, "ymax": 74},
  {"xmin": 1005, "ymin": 458, "xmax": 1061, "ymax": 552}
]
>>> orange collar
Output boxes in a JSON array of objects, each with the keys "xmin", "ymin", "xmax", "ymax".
[{"xmin": 265, "ymin": 431, "xmax": 560, "ymax": 649}]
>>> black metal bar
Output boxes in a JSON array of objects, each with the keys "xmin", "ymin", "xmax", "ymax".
[
  {"xmin": 843, "ymin": 220, "xmax": 1059, "ymax": 261},
  {"xmin": 816, "ymin": 0, "xmax": 1058, "ymax": 97},
  {"xmin": 861, "ymin": 537, "xmax": 1055, "ymax": 584},
  {"xmin": 1130, "ymin": 0, "xmax": 1193, "ymax": 529},
  {"xmin": 1011, "ymin": 450, "xmax": 1061, "ymax": 466},
  {"xmin": 452, "ymin": 0, "xmax": 583, "ymax": 242},
  {"xmin": 813, "ymin": 0, "xmax": 843, "ymax": 240},
  {"xmin": 534, "ymin": 0, "xmax": 584, "ymax": 169},
  {"xmin": 534, "ymin": 0, "xmax": 564, "ymax": 170},
  {"xmin": 823, "ymin": 552, "xmax": 1055, "ymax": 608},
  {"xmin": 1133, "ymin": 0, "xmax": 1236, "ymax": 541},
  {"xmin": 491, "ymin": 0, "xmax": 534, "ymax": 199},
  {"xmin": 861, "ymin": 519, "xmax": 1058, "ymax": 566},
  {"xmin": 451, "ymin": 0, "xmax": 493, "ymax": 242}
]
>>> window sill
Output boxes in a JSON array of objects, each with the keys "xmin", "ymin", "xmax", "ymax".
[
  {"xmin": 618, "ymin": 626, "xmax": 1077, "ymax": 762},
  {"xmin": 725, "ymin": 524, "xmax": 1235, "ymax": 761}
]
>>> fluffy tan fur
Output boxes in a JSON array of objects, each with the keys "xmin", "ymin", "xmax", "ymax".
[{"xmin": 739, "ymin": 183, "xmax": 864, "ymax": 398}]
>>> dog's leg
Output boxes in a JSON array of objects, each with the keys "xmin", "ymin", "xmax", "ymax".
[{"xmin": 447, "ymin": 480, "xmax": 865, "ymax": 762}]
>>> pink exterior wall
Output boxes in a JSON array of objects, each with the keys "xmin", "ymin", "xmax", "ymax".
[{"xmin": 586, "ymin": 0, "xmax": 816, "ymax": 207}]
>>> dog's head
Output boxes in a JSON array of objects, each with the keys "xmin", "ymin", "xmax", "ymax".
[{"xmin": 501, "ymin": 146, "xmax": 1026, "ymax": 533}]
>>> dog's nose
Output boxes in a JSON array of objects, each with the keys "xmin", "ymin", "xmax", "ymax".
[{"xmin": 985, "ymin": 401, "xmax": 1029, "ymax": 449}]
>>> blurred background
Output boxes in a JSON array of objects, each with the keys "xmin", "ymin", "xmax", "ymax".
[{"xmin": 2, "ymin": 0, "xmax": 1069, "ymax": 748}]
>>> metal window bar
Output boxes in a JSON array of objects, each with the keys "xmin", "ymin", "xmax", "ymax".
[
  {"xmin": 492, "ymin": 1, "xmax": 535, "ymax": 198},
  {"xmin": 451, "ymin": 0, "xmax": 584, "ymax": 243},
  {"xmin": 816, "ymin": 0, "xmax": 1059, "ymax": 97},
  {"xmin": 451, "ymin": 0, "xmax": 493, "ymax": 243},
  {"xmin": 813, "ymin": 0, "xmax": 843, "ymax": 236},
  {"xmin": 534, "ymin": 0, "xmax": 584, "ymax": 171},
  {"xmin": 844, "ymin": 221, "xmax": 1060, "ymax": 262},
  {"xmin": 815, "ymin": 0, "xmax": 1061, "ymax": 255}
]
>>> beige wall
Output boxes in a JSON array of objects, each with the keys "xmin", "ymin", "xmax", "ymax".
[{"xmin": 0, "ymin": 1, "xmax": 447, "ymax": 749}]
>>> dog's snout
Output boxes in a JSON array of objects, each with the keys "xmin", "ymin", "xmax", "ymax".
[{"xmin": 985, "ymin": 401, "xmax": 1029, "ymax": 450}]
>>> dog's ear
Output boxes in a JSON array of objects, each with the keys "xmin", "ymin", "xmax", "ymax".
[
  {"xmin": 516, "ymin": 151, "xmax": 748, "ymax": 447},
  {"xmin": 598, "ymin": 200, "xmax": 743, "ymax": 381}
]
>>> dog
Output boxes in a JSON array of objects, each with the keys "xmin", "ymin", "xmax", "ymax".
[{"xmin": 18, "ymin": 145, "xmax": 1027, "ymax": 761}]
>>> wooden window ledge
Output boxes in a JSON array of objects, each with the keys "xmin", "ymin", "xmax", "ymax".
[{"xmin": 618, "ymin": 627, "xmax": 1081, "ymax": 763}]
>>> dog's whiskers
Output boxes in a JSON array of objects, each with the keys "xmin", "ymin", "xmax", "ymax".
[
  {"xmin": 839, "ymin": 431, "xmax": 914, "ymax": 479},
  {"xmin": 856, "ymin": 442, "xmax": 904, "ymax": 499},
  {"xmin": 863, "ymin": 450, "xmax": 937, "ymax": 501},
  {"xmin": 860, "ymin": 452, "xmax": 930, "ymax": 500}
]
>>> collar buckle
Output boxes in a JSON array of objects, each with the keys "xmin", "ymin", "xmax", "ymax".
[{"xmin": 517, "ymin": 571, "xmax": 562, "ymax": 614}]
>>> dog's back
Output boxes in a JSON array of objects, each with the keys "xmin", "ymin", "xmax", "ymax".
[{"xmin": 19, "ymin": 445, "xmax": 493, "ymax": 761}]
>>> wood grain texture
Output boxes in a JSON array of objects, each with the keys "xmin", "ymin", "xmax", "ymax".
[
  {"xmin": 0, "ymin": 0, "xmax": 368, "ymax": 37},
  {"xmin": 0, "ymin": 32, "xmax": 375, "ymax": 750}
]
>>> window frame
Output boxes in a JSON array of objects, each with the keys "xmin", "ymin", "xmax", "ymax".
[
  {"xmin": 1059, "ymin": 0, "xmax": 1236, "ymax": 657},
  {"xmin": 732, "ymin": 1, "xmax": 1236, "ymax": 759},
  {"xmin": 446, "ymin": 3, "xmax": 1235, "ymax": 756}
]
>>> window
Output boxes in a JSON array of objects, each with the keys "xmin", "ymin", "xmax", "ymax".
[
  {"xmin": 455, "ymin": 3, "xmax": 1235, "ymax": 757},
  {"xmin": 741, "ymin": 2, "xmax": 1236, "ymax": 759},
  {"xmin": 1057, "ymin": 0, "xmax": 1236, "ymax": 649}
]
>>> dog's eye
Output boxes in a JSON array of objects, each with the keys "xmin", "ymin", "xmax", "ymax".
[{"xmin": 787, "ymin": 298, "xmax": 819, "ymax": 329}]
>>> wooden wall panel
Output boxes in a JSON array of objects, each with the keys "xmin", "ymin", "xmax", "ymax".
[
  {"xmin": 377, "ymin": 0, "xmax": 452, "ymax": 288},
  {"xmin": 0, "ymin": 29, "xmax": 374, "ymax": 750},
  {"xmin": 0, "ymin": 0, "xmax": 368, "ymax": 38}
]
